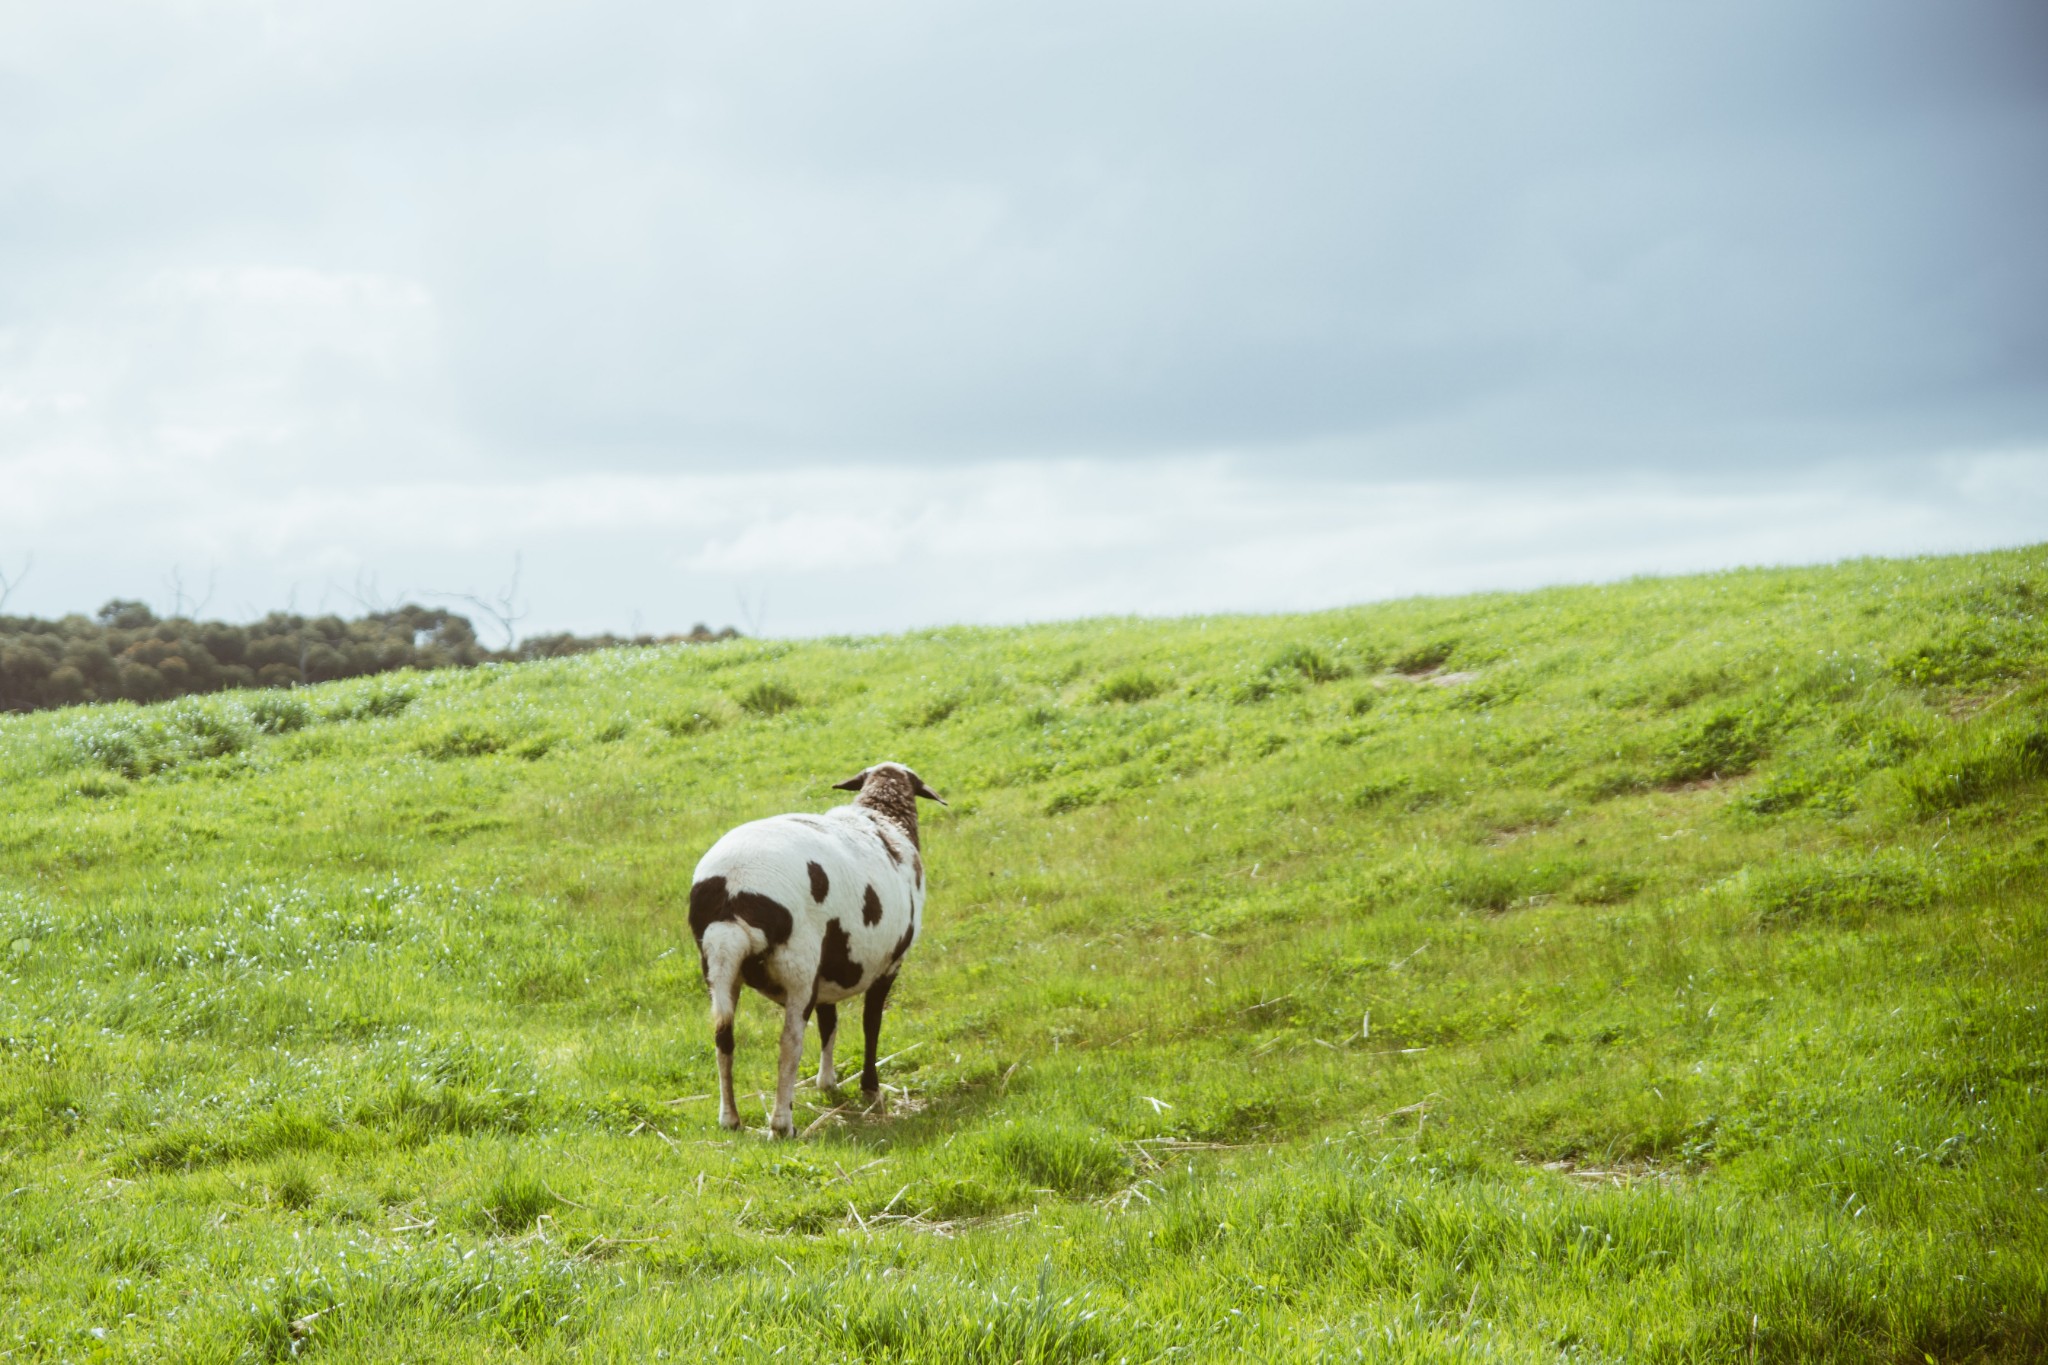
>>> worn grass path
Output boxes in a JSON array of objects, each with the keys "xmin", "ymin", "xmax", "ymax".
[{"xmin": 1, "ymin": 545, "xmax": 2045, "ymax": 1361}]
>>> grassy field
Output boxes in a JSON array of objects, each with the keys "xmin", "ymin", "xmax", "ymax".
[{"xmin": 1, "ymin": 546, "xmax": 2044, "ymax": 1362}]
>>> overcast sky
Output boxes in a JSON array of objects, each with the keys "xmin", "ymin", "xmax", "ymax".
[{"xmin": 2, "ymin": 1, "xmax": 2044, "ymax": 637}]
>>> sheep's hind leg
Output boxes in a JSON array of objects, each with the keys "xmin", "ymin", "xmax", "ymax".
[
  {"xmin": 770, "ymin": 994, "xmax": 810, "ymax": 1138},
  {"xmin": 713, "ymin": 1014, "xmax": 741, "ymax": 1130},
  {"xmin": 698, "ymin": 923, "xmax": 750, "ymax": 1131},
  {"xmin": 815, "ymin": 1002, "xmax": 839, "ymax": 1089},
  {"xmin": 860, "ymin": 971, "xmax": 898, "ymax": 1100}
]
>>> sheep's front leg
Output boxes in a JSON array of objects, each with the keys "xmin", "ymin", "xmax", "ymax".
[
  {"xmin": 770, "ymin": 996, "xmax": 810, "ymax": 1137},
  {"xmin": 815, "ymin": 1002, "xmax": 840, "ymax": 1089}
]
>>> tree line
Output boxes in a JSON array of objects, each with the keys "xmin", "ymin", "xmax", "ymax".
[{"xmin": 0, "ymin": 600, "xmax": 737, "ymax": 713}]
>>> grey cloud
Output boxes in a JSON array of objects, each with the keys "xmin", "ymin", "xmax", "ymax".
[{"xmin": 2, "ymin": 0, "xmax": 2045, "ymax": 482}]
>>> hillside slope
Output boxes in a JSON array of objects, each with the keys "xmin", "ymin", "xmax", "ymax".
[{"xmin": 1, "ymin": 546, "xmax": 2044, "ymax": 1361}]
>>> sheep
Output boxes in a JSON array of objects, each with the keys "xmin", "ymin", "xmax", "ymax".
[{"xmin": 688, "ymin": 761, "xmax": 945, "ymax": 1137}]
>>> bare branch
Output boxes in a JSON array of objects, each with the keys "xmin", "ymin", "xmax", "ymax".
[
  {"xmin": 735, "ymin": 585, "xmax": 768, "ymax": 637},
  {"xmin": 344, "ymin": 570, "xmax": 402, "ymax": 615},
  {"xmin": 430, "ymin": 553, "xmax": 528, "ymax": 651},
  {"xmin": 158, "ymin": 563, "xmax": 216, "ymax": 620},
  {"xmin": 0, "ymin": 552, "xmax": 30, "ymax": 615}
]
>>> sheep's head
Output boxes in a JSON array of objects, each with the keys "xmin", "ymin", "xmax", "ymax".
[
  {"xmin": 833, "ymin": 761, "xmax": 945, "ymax": 805},
  {"xmin": 834, "ymin": 762, "xmax": 944, "ymax": 846}
]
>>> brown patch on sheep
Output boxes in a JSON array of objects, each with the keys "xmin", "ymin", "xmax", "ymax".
[
  {"xmin": 808, "ymin": 861, "xmax": 830, "ymax": 902},
  {"xmin": 862, "ymin": 884, "xmax": 883, "ymax": 926},
  {"xmin": 688, "ymin": 876, "xmax": 794, "ymax": 948},
  {"xmin": 815, "ymin": 1001, "xmax": 838, "ymax": 1047},
  {"xmin": 819, "ymin": 919, "xmax": 863, "ymax": 990},
  {"xmin": 739, "ymin": 955, "xmax": 785, "ymax": 1002},
  {"xmin": 890, "ymin": 921, "xmax": 916, "ymax": 965}
]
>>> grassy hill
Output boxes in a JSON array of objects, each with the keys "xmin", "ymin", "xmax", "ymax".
[{"xmin": 1, "ymin": 546, "xmax": 2044, "ymax": 1362}]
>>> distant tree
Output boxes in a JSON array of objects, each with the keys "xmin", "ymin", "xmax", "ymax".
[
  {"xmin": 98, "ymin": 599, "xmax": 156, "ymax": 630},
  {"xmin": 0, "ymin": 597, "xmax": 738, "ymax": 714},
  {"xmin": 512, "ymin": 624, "xmax": 738, "ymax": 661}
]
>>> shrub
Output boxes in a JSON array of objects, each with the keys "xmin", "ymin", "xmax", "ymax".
[
  {"xmin": 64, "ymin": 703, "xmax": 251, "ymax": 778},
  {"xmin": 978, "ymin": 1119, "xmax": 1128, "ymax": 1196},
  {"xmin": 1834, "ymin": 710, "xmax": 1925, "ymax": 768},
  {"xmin": 171, "ymin": 702, "xmax": 250, "ymax": 760},
  {"xmin": 1890, "ymin": 621, "xmax": 2040, "ymax": 686},
  {"xmin": 1045, "ymin": 786, "xmax": 1101, "ymax": 815},
  {"xmin": 1229, "ymin": 675, "xmax": 1286, "ymax": 705},
  {"xmin": 326, "ymin": 684, "xmax": 415, "ymax": 723},
  {"xmin": 1659, "ymin": 708, "xmax": 1768, "ymax": 784},
  {"xmin": 658, "ymin": 709, "xmax": 722, "ymax": 737},
  {"xmin": 1094, "ymin": 670, "xmax": 1165, "ymax": 704},
  {"xmin": 912, "ymin": 692, "xmax": 965, "ymax": 727},
  {"xmin": 1650, "ymin": 666, "xmax": 1739, "ymax": 710},
  {"xmin": 472, "ymin": 1164, "xmax": 559, "ymax": 1232},
  {"xmin": 418, "ymin": 723, "xmax": 509, "ymax": 760},
  {"xmin": 1352, "ymin": 774, "xmax": 1450, "ymax": 812},
  {"xmin": 1268, "ymin": 644, "xmax": 1349, "ymax": 684},
  {"xmin": 1439, "ymin": 861, "xmax": 1524, "ymax": 912},
  {"xmin": 1437, "ymin": 853, "xmax": 1582, "ymax": 912},
  {"xmin": 67, "ymin": 719, "xmax": 151, "ymax": 778},
  {"xmin": 1571, "ymin": 868, "xmax": 1643, "ymax": 904},
  {"xmin": 248, "ymin": 693, "xmax": 312, "ymax": 734},
  {"xmin": 1391, "ymin": 640, "xmax": 1455, "ymax": 675},
  {"xmin": 1351, "ymin": 780, "xmax": 1405, "ymax": 809},
  {"xmin": 353, "ymin": 1077, "xmax": 532, "ymax": 1140},
  {"xmin": 1738, "ymin": 748, "xmax": 1863, "ymax": 816},
  {"xmin": 1895, "ymin": 725, "xmax": 2048, "ymax": 814},
  {"xmin": 1741, "ymin": 772, "xmax": 1832, "ymax": 816},
  {"xmin": 736, "ymin": 681, "xmax": 802, "ymax": 716},
  {"xmin": 1749, "ymin": 853, "xmax": 1935, "ymax": 926},
  {"xmin": 268, "ymin": 1159, "xmax": 318, "ymax": 1212},
  {"xmin": 914, "ymin": 1174, "xmax": 1031, "ymax": 1220},
  {"xmin": 505, "ymin": 958, "xmax": 584, "ymax": 1004},
  {"xmin": 74, "ymin": 772, "xmax": 130, "ymax": 799},
  {"xmin": 514, "ymin": 734, "xmax": 559, "ymax": 761}
]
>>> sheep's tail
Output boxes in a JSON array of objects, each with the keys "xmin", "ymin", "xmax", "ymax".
[{"xmin": 698, "ymin": 920, "xmax": 760, "ymax": 1036}]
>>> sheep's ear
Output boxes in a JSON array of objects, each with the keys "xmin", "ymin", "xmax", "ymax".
[
  {"xmin": 832, "ymin": 769, "xmax": 870, "ymax": 792},
  {"xmin": 911, "ymin": 775, "xmax": 948, "ymax": 806}
]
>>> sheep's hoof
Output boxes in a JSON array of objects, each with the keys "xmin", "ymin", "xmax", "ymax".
[
  {"xmin": 815, "ymin": 1072, "xmax": 839, "ymax": 1091},
  {"xmin": 718, "ymin": 1111, "xmax": 743, "ymax": 1131},
  {"xmin": 769, "ymin": 1115, "xmax": 795, "ymax": 1139}
]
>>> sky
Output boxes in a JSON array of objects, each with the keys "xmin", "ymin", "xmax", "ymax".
[{"xmin": 2, "ymin": 0, "xmax": 2044, "ymax": 639}]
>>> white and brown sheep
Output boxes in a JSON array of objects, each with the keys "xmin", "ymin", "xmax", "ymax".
[{"xmin": 688, "ymin": 761, "xmax": 943, "ymax": 1137}]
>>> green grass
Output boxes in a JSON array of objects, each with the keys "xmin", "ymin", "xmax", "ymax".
[{"xmin": 1, "ymin": 546, "xmax": 2045, "ymax": 1361}]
